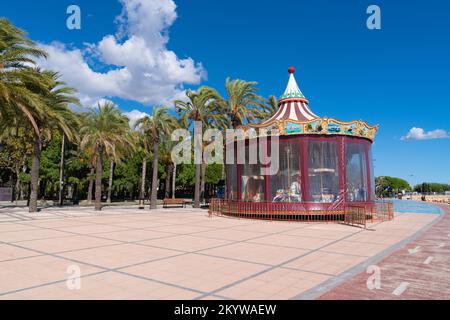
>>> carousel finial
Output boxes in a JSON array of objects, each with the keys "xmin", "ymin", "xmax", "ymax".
[{"xmin": 288, "ymin": 66, "xmax": 295, "ymax": 74}]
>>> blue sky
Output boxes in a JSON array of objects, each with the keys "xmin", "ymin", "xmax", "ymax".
[{"xmin": 2, "ymin": 0, "xmax": 449, "ymax": 186}]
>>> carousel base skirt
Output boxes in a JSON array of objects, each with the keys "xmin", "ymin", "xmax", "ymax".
[{"xmin": 208, "ymin": 199, "xmax": 394, "ymax": 228}]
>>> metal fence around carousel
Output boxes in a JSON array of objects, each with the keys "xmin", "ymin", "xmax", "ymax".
[{"xmin": 208, "ymin": 199, "xmax": 394, "ymax": 228}]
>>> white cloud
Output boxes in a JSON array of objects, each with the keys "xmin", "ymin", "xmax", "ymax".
[
  {"xmin": 123, "ymin": 109, "xmax": 149, "ymax": 128},
  {"xmin": 401, "ymin": 127, "xmax": 450, "ymax": 140},
  {"xmin": 37, "ymin": 0, "xmax": 206, "ymax": 107}
]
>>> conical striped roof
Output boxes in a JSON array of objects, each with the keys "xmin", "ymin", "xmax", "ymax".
[
  {"xmin": 261, "ymin": 67, "xmax": 318, "ymax": 124},
  {"xmin": 280, "ymin": 69, "xmax": 306, "ymax": 100}
]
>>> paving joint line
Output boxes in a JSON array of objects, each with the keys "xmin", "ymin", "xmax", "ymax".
[{"xmin": 293, "ymin": 210, "xmax": 445, "ymax": 300}]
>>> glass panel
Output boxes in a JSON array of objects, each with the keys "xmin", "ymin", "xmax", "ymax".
[
  {"xmin": 226, "ymin": 164, "xmax": 237, "ymax": 200},
  {"xmin": 308, "ymin": 140, "xmax": 339, "ymax": 203},
  {"xmin": 270, "ymin": 140, "xmax": 302, "ymax": 202},
  {"xmin": 241, "ymin": 144, "xmax": 264, "ymax": 202},
  {"xmin": 368, "ymin": 146, "xmax": 375, "ymax": 200},
  {"xmin": 345, "ymin": 142, "xmax": 368, "ymax": 202}
]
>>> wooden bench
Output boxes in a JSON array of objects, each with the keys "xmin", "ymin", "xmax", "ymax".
[{"xmin": 163, "ymin": 198, "xmax": 187, "ymax": 208}]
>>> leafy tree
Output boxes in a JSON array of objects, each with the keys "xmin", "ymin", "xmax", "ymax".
[
  {"xmin": 40, "ymin": 134, "xmax": 63, "ymax": 197},
  {"xmin": 205, "ymin": 164, "xmax": 223, "ymax": 185},
  {"xmin": 0, "ymin": 125, "xmax": 33, "ymax": 200},
  {"xmin": 375, "ymin": 176, "xmax": 411, "ymax": 197},
  {"xmin": 257, "ymin": 95, "xmax": 279, "ymax": 121},
  {"xmin": 25, "ymin": 70, "xmax": 80, "ymax": 212},
  {"xmin": 79, "ymin": 101, "xmax": 133, "ymax": 211},
  {"xmin": 135, "ymin": 107, "xmax": 177, "ymax": 209},
  {"xmin": 220, "ymin": 78, "xmax": 264, "ymax": 128},
  {"xmin": 113, "ymin": 154, "xmax": 141, "ymax": 200},
  {"xmin": 175, "ymin": 87, "xmax": 224, "ymax": 207},
  {"xmin": 414, "ymin": 183, "xmax": 450, "ymax": 194},
  {"xmin": 105, "ymin": 121, "xmax": 135, "ymax": 204},
  {"xmin": 176, "ymin": 163, "xmax": 195, "ymax": 189},
  {"xmin": 134, "ymin": 123, "xmax": 153, "ymax": 207},
  {"xmin": 0, "ymin": 18, "xmax": 48, "ymax": 136}
]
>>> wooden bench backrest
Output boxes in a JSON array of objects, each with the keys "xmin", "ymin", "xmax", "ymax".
[{"xmin": 164, "ymin": 198, "xmax": 185, "ymax": 204}]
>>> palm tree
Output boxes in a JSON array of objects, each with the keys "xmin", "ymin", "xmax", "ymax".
[
  {"xmin": 175, "ymin": 87, "xmax": 224, "ymax": 208},
  {"xmin": 84, "ymin": 150, "xmax": 96, "ymax": 204},
  {"xmin": 25, "ymin": 70, "xmax": 80, "ymax": 213},
  {"xmin": 159, "ymin": 140, "xmax": 177, "ymax": 199},
  {"xmin": 134, "ymin": 126, "xmax": 152, "ymax": 209},
  {"xmin": 79, "ymin": 102, "xmax": 133, "ymax": 211},
  {"xmin": 135, "ymin": 107, "xmax": 177, "ymax": 209},
  {"xmin": 221, "ymin": 78, "xmax": 264, "ymax": 128},
  {"xmin": 0, "ymin": 18, "xmax": 48, "ymax": 136},
  {"xmin": 0, "ymin": 20, "xmax": 81, "ymax": 212},
  {"xmin": 106, "ymin": 138, "xmax": 135, "ymax": 204},
  {"xmin": 76, "ymin": 113, "xmax": 98, "ymax": 205},
  {"xmin": 258, "ymin": 95, "xmax": 279, "ymax": 121}
]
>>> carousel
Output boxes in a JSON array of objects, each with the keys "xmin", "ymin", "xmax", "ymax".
[{"xmin": 210, "ymin": 67, "xmax": 393, "ymax": 224}]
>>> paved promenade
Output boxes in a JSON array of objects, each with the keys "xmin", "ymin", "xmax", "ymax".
[
  {"xmin": 0, "ymin": 205, "xmax": 439, "ymax": 299},
  {"xmin": 320, "ymin": 204, "xmax": 450, "ymax": 299}
]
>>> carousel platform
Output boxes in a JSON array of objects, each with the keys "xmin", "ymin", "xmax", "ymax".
[{"xmin": 209, "ymin": 199, "xmax": 394, "ymax": 228}]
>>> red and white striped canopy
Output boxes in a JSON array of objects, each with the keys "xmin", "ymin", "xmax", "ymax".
[{"xmin": 261, "ymin": 67, "xmax": 318, "ymax": 125}]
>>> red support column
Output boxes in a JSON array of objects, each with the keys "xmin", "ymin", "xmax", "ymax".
[
  {"xmin": 262, "ymin": 137, "xmax": 271, "ymax": 202},
  {"xmin": 224, "ymin": 142, "xmax": 230, "ymax": 201},
  {"xmin": 300, "ymin": 138, "xmax": 310, "ymax": 204},
  {"xmin": 365, "ymin": 142, "xmax": 373, "ymax": 202},
  {"xmin": 236, "ymin": 141, "xmax": 241, "ymax": 202},
  {"xmin": 338, "ymin": 136, "xmax": 347, "ymax": 203}
]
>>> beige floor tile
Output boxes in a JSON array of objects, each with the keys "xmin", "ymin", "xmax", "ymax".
[
  {"xmin": 109, "ymin": 221, "xmax": 170, "ymax": 229},
  {"xmin": 0, "ymin": 255, "xmax": 101, "ymax": 294},
  {"xmin": 0, "ymin": 229, "xmax": 72, "ymax": 243},
  {"xmin": 284, "ymin": 251, "xmax": 367, "ymax": 275},
  {"xmin": 121, "ymin": 254, "xmax": 266, "ymax": 292},
  {"xmin": 218, "ymin": 268, "xmax": 330, "ymax": 299},
  {"xmin": 56, "ymin": 224, "xmax": 129, "ymax": 235},
  {"xmin": 282, "ymin": 227, "xmax": 357, "ymax": 240},
  {"xmin": 232, "ymin": 222, "xmax": 303, "ymax": 234},
  {"xmin": 194, "ymin": 229, "xmax": 263, "ymax": 241},
  {"xmin": 320, "ymin": 240, "xmax": 387, "ymax": 257},
  {"xmin": 93, "ymin": 229, "xmax": 173, "ymax": 242},
  {"xmin": 1, "ymin": 272, "xmax": 197, "ymax": 300},
  {"xmin": 58, "ymin": 243, "xmax": 180, "ymax": 269},
  {"xmin": 200, "ymin": 242, "xmax": 308, "ymax": 265},
  {"xmin": 17, "ymin": 235, "xmax": 121, "ymax": 254},
  {"xmin": 0, "ymin": 206, "xmax": 438, "ymax": 300},
  {"xmin": 0, "ymin": 244, "xmax": 40, "ymax": 262},
  {"xmin": 138, "ymin": 235, "xmax": 232, "ymax": 252},
  {"xmin": 152, "ymin": 225, "xmax": 213, "ymax": 235},
  {"xmin": 0, "ymin": 223, "xmax": 40, "ymax": 233},
  {"xmin": 249, "ymin": 233, "xmax": 335, "ymax": 250}
]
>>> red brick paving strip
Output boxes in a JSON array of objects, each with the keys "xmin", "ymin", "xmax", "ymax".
[{"xmin": 319, "ymin": 204, "xmax": 450, "ymax": 300}]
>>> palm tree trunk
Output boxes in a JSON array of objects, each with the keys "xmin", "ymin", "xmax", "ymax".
[
  {"xmin": 231, "ymin": 115, "xmax": 241, "ymax": 129},
  {"xmin": 172, "ymin": 163, "xmax": 177, "ymax": 199},
  {"xmin": 200, "ymin": 163, "xmax": 206, "ymax": 202},
  {"xmin": 165, "ymin": 165, "xmax": 172, "ymax": 199},
  {"xmin": 87, "ymin": 167, "xmax": 94, "ymax": 204},
  {"xmin": 58, "ymin": 133, "xmax": 65, "ymax": 206},
  {"xmin": 19, "ymin": 165, "xmax": 27, "ymax": 201},
  {"xmin": 194, "ymin": 163, "xmax": 201, "ymax": 208},
  {"xmin": 95, "ymin": 156, "xmax": 103, "ymax": 211},
  {"xmin": 29, "ymin": 132, "xmax": 41, "ymax": 213},
  {"xmin": 139, "ymin": 157, "xmax": 147, "ymax": 208},
  {"xmin": 14, "ymin": 170, "xmax": 20, "ymax": 204},
  {"xmin": 107, "ymin": 161, "xmax": 114, "ymax": 204},
  {"xmin": 150, "ymin": 143, "xmax": 159, "ymax": 209}
]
